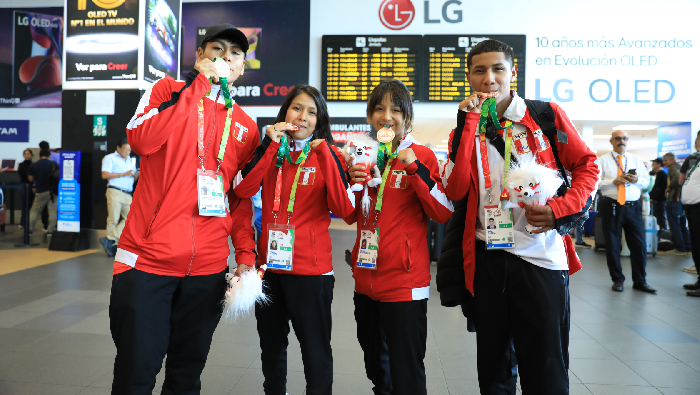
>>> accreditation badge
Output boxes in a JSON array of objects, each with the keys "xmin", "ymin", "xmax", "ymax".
[
  {"xmin": 197, "ymin": 169, "xmax": 226, "ymax": 217},
  {"xmin": 356, "ymin": 228, "xmax": 379, "ymax": 270},
  {"xmin": 266, "ymin": 224, "xmax": 295, "ymax": 271},
  {"xmin": 483, "ymin": 204, "xmax": 515, "ymax": 249}
]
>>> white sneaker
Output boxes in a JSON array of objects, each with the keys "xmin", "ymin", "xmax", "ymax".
[
  {"xmin": 683, "ymin": 265, "xmax": 697, "ymax": 274},
  {"xmin": 667, "ymin": 249, "xmax": 688, "ymax": 256}
]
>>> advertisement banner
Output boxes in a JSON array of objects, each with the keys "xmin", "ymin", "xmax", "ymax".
[
  {"xmin": 181, "ymin": 0, "xmax": 309, "ymax": 105},
  {"xmin": 0, "ymin": 7, "xmax": 62, "ymax": 108},
  {"xmin": 143, "ymin": 0, "xmax": 180, "ymax": 83},
  {"xmin": 657, "ymin": 122, "xmax": 692, "ymax": 160},
  {"xmin": 0, "ymin": 120, "xmax": 30, "ymax": 143},
  {"xmin": 257, "ymin": 116, "xmax": 375, "ymax": 148},
  {"xmin": 57, "ymin": 151, "xmax": 81, "ymax": 233},
  {"xmin": 64, "ymin": 0, "xmax": 140, "ymax": 88}
]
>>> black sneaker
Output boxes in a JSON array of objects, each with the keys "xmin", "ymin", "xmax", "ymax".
[
  {"xmin": 575, "ymin": 241, "xmax": 591, "ymax": 247},
  {"xmin": 100, "ymin": 237, "xmax": 116, "ymax": 258}
]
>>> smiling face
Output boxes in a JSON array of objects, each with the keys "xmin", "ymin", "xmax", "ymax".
[
  {"xmin": 466, "ymin": 51, "xmax": 517, "ymax": 111},
  {"xmin": 369, "ymin": 93, "xmax": 406, "ymax": 143},
  {"xmin": 196, "ymin": 38, "xmax": 246, "ymax": 85},
  {"xmin": 284, "ymin": 92, "xmax": 318, "ymax": 140}
]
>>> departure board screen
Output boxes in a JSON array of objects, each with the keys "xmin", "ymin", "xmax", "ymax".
[
  {"xmin": 322, "ymin": 35, "xmax": 422, "ymax": 102},
  {"xmin": 424, "ymin": 35, "xmax": 526, "ymax": 101}
]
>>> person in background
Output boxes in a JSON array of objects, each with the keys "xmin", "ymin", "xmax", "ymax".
[
  {"xmin": 100, "ymin": 138, "xmax": 138, "ymax": 257},
  {"xmin": 39, "ymin": 140, "xmax": 61, "ymax": 164},
  {"xmin": 649, "ymin": 158, "xmax": 668, "ymax": 230},
  {"xmin": 27, "ymin": 149, "xmax": 57, "ymax": 236},
  {"xmin": 574, "ymin": 225, "xmax": 590, "ymax": 247},
  {"xmin": 17, "ymin": 148, "xmax": 34, "ymax": 229},
  {"xmin": 664, "ymin": 152, "xmax": 691, "ymax": 256},
  {"xmin": 598, "ymin": 130, "xmax": 655, "ymax": 293},
  {"xmin": 679, "ymin": 132, "xmax": 700, "ymax": 275}
]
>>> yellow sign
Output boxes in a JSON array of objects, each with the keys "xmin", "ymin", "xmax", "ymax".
[
  {"xmin": 78, "ymin": 0, "xmax": 87, "ymax": 10},
  {"xmin": 92, "ymin": 0, "xmax": 125, "ymax": 9}
]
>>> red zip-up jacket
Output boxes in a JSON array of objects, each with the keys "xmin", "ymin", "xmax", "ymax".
[
  {"xmin": 345, "ymin": 135, "xmax": 454, "ymax": 302},
  {"xmin": 443, "ymin": 94, "xmax": 599, "ymax": 294},
  {"xmin": 254, "ymin": 139, "xmax": 356, "ymax": 276},
  {"xmin": 114, "ymin": 71, "xmax": 278, "ymax": 276}
]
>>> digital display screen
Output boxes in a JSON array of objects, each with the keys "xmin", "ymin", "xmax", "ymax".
[
  {"xmin": 322, "ymin": 35, "xmax": 422, "ymax": 102},
  {"xmin": 424, "ymin": 34, "xmax": 526, "ymax": 101}
]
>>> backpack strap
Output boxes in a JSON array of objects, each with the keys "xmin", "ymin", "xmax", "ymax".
[{"xmin": 523, "ymin": 99, "xmax": 570, "ymax": 195}]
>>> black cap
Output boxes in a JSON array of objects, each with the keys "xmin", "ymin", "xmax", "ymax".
[
  {"xmin": 201, "ymin": 23, "xmax": 249, "ymax": 53},
  {"xmin": 651, "ymin": 158, "xmax": 663, "ymax": 165}
]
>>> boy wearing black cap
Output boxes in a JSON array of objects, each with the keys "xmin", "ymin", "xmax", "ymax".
[{"xmin": 110, "ymin": 24, "xmax": 283, "ymax": 394}]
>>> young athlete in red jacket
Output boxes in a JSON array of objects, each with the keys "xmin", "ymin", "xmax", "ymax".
[
  {"xmin": 251, "ymin": 85, "xmax": 356, "ymax": 395},
  {"xmin": 346, "ymin": 79, "xmax": 454, "ymax": 395},
  {"xmin": 109, "ymin": 24, "xmax": 283, "ymax": 393}
]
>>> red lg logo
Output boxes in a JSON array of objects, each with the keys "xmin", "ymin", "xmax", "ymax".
[{"xmin": 379, "ymin": 0, "xmax": 415, "ymax": 30}]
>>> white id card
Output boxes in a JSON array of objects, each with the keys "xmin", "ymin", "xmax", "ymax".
[
  {"xmin": 267, "ymin": 224, "xmax": 295, "ymax": 271},
  {"xmin": 197, "ymin": 169, "xmax": 226, "ymax": 217},
  {"xmin": 356, "ymin": 228, "xmax": 379, "ymax": 270},
  {"xmin": 484, "ymin": 205, "xmax": 515, "ymax": 249}
]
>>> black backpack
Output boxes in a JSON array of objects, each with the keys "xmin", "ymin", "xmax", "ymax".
[{"xmin": 523, "ymin": 99, "xmax": 593, "ymax": 236}]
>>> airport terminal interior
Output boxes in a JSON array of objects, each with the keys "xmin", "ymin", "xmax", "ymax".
[{"xmin": 0, "ymin": 223, "xmax": 698, "ymax": 395}]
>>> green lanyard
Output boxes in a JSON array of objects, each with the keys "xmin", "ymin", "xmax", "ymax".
[
  {"xmin": 685, "ymin": 155, "xmax": 700, "ymax": 185},
  {"xmin": 275, "ymin": 135, "xmax": 312, "ymax": 217},
  {"xmin": 206, "ymin": 57, "xmax": 233, "ymax": 109},
  {"xmin": 197, "ymin": 99, "xmax": 233, "ymax": 172},
  {"xmin": 374, "ymin": 141, "xmax": 400, "ymax": 213}
]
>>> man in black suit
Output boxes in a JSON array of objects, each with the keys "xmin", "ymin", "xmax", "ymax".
[{"xmin": 649, "ymin": 158, "xmax": 667, "ymax": 230}]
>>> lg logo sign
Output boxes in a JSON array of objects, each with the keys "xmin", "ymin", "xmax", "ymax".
[
  {"xmin": 378, "ymin": 0, "xmax": 415, "ymax": 30},
  {"xmin": 380, "ymin": 1, "xmax": 466, "ymax": 30}
]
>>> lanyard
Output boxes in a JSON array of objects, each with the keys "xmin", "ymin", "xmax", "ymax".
[
  {"xmin": 272, "ymin": 135, "xmax": 312, "ymax": 224},
  {"xmin": 685, "ymin": 156, "xmax": 700, "ymax": 185},
  {"xmin": 374, "ymin": 141, "xmax": 399, "ymax": 213},
  {"xmin": 477, "ymin": 98, "xmax": 513, "ymax": 203},
  {"xmin": 611, "ymin": 152, "xmax": 627, "ymax": 174},
  {"xmin": 197, "ymin": 97, "xmax": 234, "ymax": 173}
]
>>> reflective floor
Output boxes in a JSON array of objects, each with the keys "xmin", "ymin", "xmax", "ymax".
[{"xmin": 0, "ymin": 222, "xmax": 698, "ymax": 395}]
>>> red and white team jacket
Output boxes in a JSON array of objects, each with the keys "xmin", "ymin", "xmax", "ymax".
[
  {"xmin": 346, "ymin": 135, "xmax": 454, "ymax": 302},
  {"xmin": 114, "ymin": 71, "xmax": 278, "ymax": 276},
  {"xmin": 253, "ymin": 138, "xmax": 356, "ymax": 276},
  {"xmin": 443, "ymin": 92, "xmax": 599, "ymax": 294}
]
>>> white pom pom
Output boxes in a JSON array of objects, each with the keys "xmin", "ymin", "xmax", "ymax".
[{"xmin": 222, "ymin": 270, "xmax": 269, "ymax": 321}]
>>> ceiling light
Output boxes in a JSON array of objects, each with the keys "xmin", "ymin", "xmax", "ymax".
[
  {"xmin": 436, "ymin": 144, "xmax": 448, "ymax": 148},
  {"xmin": 592, "ymin": 135, "xmax": 611, "ymax": 139},
  {"xmin": 442, "ymin": 140, "xmax": 448, "ymax": 143},
  {"xmin": 612, "ymin": 125, "xmax": 659, "ymax": 131}
]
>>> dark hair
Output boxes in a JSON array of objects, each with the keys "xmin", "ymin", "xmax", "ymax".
[
  {"xmin": 366, "ymin": 79, "xmax": 414, "ymax": 132},
  {"xmin": 23, "ymin": 149, "xmax": 33, "ymax": 157},
  {"xmin": 39, "ymin": 149, "xmax": 50, "ymax": 158},
  {"xmin": 467, "ymin": 39, "xmax": 515, "ymax": 70},
  {"xmin": 651, "ymin": 158, "xmax": 663, "ymax": 165},
  {"xmin": 117, "ymin": 138, "xmax": 130, "ymax": 148},
  {"xmin": 275, "ymin": 84, "xmax": 333, "ymax": 143},
  {"xmin": 39, "ymin": 141, "xmax": 49, "ymax": 150}
]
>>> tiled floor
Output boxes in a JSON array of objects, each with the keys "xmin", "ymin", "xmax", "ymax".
[{"xmin": 0, "ymin": 223, "xmax": 699, "ymax": 394}]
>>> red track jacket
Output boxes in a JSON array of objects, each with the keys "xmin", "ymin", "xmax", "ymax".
[
  {"xmin": 345, "ymin": 135, "xmax": 454, "ymax": 302},
  {"xmin": 443, "ymin": 94, "xmax": 599, "ymax": 294},
  {"xmin": 114, "ymin": 71, "xmax": 278, "ymax": 276},
  {"xmin": 251, "ymin": 140, "xmax": 356, "ymax": 276}
]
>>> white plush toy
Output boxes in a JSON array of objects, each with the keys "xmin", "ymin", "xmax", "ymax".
[
  {"xmin": 503, "ymin": 158, "xmax": 563, "ymax": 234},
  {"xmin": 222, "ymin": 265, "xmax": 268, "ymax": 321},
  {"xmin": 344, "ymin": 135, "xmax": 383, "ymax": 217}
]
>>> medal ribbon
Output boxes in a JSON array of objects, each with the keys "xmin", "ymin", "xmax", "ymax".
[
  {"xmin": 206, "ymin": 57, "xmax": 233, "ymax": 108},
  {"xmin": 272, "ymin": 135, "xmax": 313, "ymax": 221},
  {"xmin": 476, "ymin": 98, "xmax": 513, "ymax": 199},
  {"xmin": 197, "ymin": 98, "xmax": 233, "ymax": 171}
]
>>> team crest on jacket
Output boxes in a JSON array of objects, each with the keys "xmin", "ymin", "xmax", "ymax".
[
  {"xmin": 513, "ymin": 131, "xmax": 531, "ymax": 154},
  {"xmin": 298, "ymin": 167, "xmax": 316, "ymax": 186},
  {"xmin": 532, "ymin": 129, "xmax": 550, "ymax": 153},
  {"xmin": 389, "ymin": 170, "xmax": 408, "ymax": 189},
  {"xmin": 234, "ymin": 122, "xmax": 248, "ymax": 143}
]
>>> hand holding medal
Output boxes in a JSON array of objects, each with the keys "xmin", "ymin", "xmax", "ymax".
[{"xmin": 266, "ymin": 122, "xmax": 299, "ymax": 143}]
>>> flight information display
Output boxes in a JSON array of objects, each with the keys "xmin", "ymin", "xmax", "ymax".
[
  {"xmin": 322, "ymin": 35, "xmax": 422, "ymax": 102},
  {"xmin": 424, "ymin": 35, "xmax": 526, "ymax": 101}
]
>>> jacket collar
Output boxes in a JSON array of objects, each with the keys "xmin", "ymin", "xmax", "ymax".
[{"xmin": 503, "ymin": 90, "xmax": 527, "ymax": 123}]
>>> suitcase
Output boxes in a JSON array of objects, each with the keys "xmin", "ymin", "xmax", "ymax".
[
  {"xmin": 594, "ymin": 215, "xmax": 606, "ymax": 251},
  {"xmin": 643, "ymin": 215, "xmax": 657, "ymax": 257}
]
